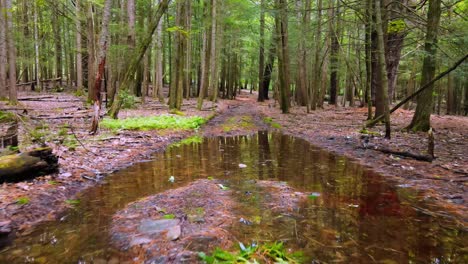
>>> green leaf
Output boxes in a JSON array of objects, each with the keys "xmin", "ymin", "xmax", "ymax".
[
  {"xmin": 16, "ymin": 197, "xmax": 30, "ymax": 205},
  {"xmin": 163, "ymin": 214, "xmax": 176, "ymax": 219}
]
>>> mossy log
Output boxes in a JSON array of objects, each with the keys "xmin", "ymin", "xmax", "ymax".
[{"xmin": 0, "ymin": 147, "xmax": 59, "ymax": 183}]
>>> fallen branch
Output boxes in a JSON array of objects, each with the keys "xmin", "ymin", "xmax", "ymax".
[
  {"xmin": 367, "ymin": 54, "xmax": 468, "ymax": 127},
  {"xmin": 360, "ymin": 146, "xmax": 433, "ymax": 162}
]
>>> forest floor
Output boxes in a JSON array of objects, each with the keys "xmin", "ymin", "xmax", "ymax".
[
  {"xmin": 255, "ymin": 93, "xmax": 467, "ymax": 224},
  {"xmin": 0, "ymin": 89, "xmax": 466, "ymax": 244}
]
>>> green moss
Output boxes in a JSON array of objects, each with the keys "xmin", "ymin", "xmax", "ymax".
[
  {"xmin": 16, "ymin": 197, "xmax": 30, "ymax": 205},
  {"xmin": 222, "ymin": 116, "xmax": 255, "ymax": 132},
  {"xmin": 388, "ymin": 19, "xmax": 406, "ymax": 34},
  {"xmin": 162, "ymin": 214, "xmax": 176, "ymax": 219},
  {"xmin": 101, "ymin": 115, "xmax": 207, "ymax": 131},
  {"xmin": 169, "ymin": 109, "xmax": 186, "ymax": 116},
  {"xmin": 0, "ymin": 111, "xmax": 15, "ymax": 123},
  {"xmin": 359, "ymin": 128, "xmax": 380, "ymax": 136}
]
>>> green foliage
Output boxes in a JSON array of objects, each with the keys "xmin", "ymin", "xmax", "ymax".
[
  {"xmin": 0, "ymin": 111, "xmax": 15, "ymax": 123},
  {"xmin": 30, "ymin": 127, "xmax": 48, "ymax": 143},
  {"xmin": 101, "ymin": 115, "xmax": 207, "ymax": 131},
  {"xmin": 8, "ymin": 145, "xmax": 19, "ymax": 152},
  {"xmin": 65, "ymin": 199, "xmax": 80, "ymax": 206},
  {"xmin": 199, "ymin": 242, "xmax": 304, "ymax": 264},
  {"xmin": 119, "ymin": 89, "xmax": 138, "ymax": 109},
  {"xmin": 73, "ymin": 89, "xmax": 86, "ymax": 97},
  {"xmin": 63, "ymin": 137, "xmax": 78, "ymax": 151},
  {"xmin": 16, "ymin": 197, "xmax": 30, "ymax": 205},
  {"xmin": 387, "ymin": 19, "xmax": 406, "ymax": 34},
  {"xmin": 162, "ymin": 214, "xmax": 176, "ymax": 219}
]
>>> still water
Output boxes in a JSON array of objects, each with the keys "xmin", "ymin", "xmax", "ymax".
[{"xmin": 0, "ymin": 132, "xmax": 466, "ymax": 263}]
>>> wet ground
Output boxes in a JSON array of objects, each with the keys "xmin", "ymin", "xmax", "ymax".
[{"xmin": 0, "ymin": 132, "xmax": 466, "ymax": 263}]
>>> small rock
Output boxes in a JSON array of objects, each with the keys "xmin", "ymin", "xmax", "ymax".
[
  {"xmin": 138, "ymin": 219, "xmax": 180, "ymax": 235},
  {"xmin": 239, "ymin": 218, "xmax": 253, "ymax": 225},
  {"xmin": 59, "ymin": 172, "xmax": 72, "ymax": 178},
  {"xmin": 129, "ymin": 237, "xmax": 152, "ymax": 246},
  {"xmin": 166, "ymin": 225, "xmax": 181, "ymax": 241},
  {"xmin": 0, "ymin": 221, "xmax": 11, "ymax": 234},
  {"xmin": 238, "ymin": 163, "xmax": 247, "ymax": 168}
]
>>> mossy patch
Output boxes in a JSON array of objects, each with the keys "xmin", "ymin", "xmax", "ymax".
[
  {"xmin": 0, "ymin": 111, "xmax": 16, "ymax": 123},
  {"xmin": 222, "ymin": 116, "xmax": 256, "ymax": 132},
  {"xmin": 359, "ymin": 128, "xmax": 380, "ymax": 136},
  {"xmin": 101, "ymin": 115, "xmax": 207, "ymax": 131}
]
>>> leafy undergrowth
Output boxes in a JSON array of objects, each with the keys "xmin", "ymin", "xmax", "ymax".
[
  {"xmin": 0, "ymin": 111, "xmax": 16, "ymax": 122},
  {"xmin": 101, "ymin": 115, "xmax": 207, "ymax": 131},
  {"xmin": 199, "ymin": 242, "xmax": 304, "ymax": 264}
]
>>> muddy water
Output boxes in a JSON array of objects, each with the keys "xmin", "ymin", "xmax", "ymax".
[{"xmin": 0, "ymin": 132, "xmax": 466, "ymax": 263}]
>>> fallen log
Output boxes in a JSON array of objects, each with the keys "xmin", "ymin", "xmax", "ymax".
[
  {"xmin": 0, "ymin": 147, "xmax": 59, "ymax": 183},
  {"xmin": 364, "ymin": 146, "xmax": 434, "ymax": 162}
]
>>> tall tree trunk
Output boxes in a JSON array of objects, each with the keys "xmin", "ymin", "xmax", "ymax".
[
  {"xmin": 208, "ymin": 0, "xmax": 218, "ymax": 102},
  {"xmin": 296, "ymin": 0, "xmax": 308, "ymax": 108},
  {"xmin": 33, "ymin": 0, "xmax": 41, "ymax": 92},
  {"xmin": 257, "ymin": 0, "xmax": 265, "ymax": 102},
  {"xmin": 184, "ymin": 0, "xmax": 192, "ymax": 99},
  {"xmin": 86, "ymin": 2, "xmax": 96, "ymax": 101},
  {"xmin": 153, "ymin": 13, "xmax": 164, "ymax": 102},
  {"xmin": 385, "ymin": 0, "xmax": 407, "ymax": 101},
  {"xmin": 197, "ymin": 0, "xmax": 211, "ymax": 110},
  {"xmin": 276, "ymin": 0, "xmax": 290, "ymax": 113},
  {"xmin": 375, "ymin": 0, "xmax": 391, "ymax": 138},
  {"xmin": 311, "ymin": 0, "xmax": 322, "ymax": 111},
  {"xmin": 52, "ymin": 12, "xmax": 62, "ymax": 83},
  {"xmin": 6, "ymin": 0, "xmax": 17, "ymax": 104},
  {"xmin": 170, "ymin": 0, "xmax": 188, "ymax": 110},
  {"xmin": 76, "ymin": 0, "xmax": 83, "ymax": 91},
  {"xmin": 0, "ymin": 0, "xmax": 7, "ymax": 99},
  {"xmin": 127, "ymin": 0, "xmax": 136, "ymax": 48},
  {"xmin": 90, "ymin": 0, "xmax": 112, "ymax": 134},
  {"xmin": 262, "ymin": 34, "xmax": 276, "ymax": 101},
  {"xmin": 329, "ymin": 0, "xmax": 339, "ymax": 105},
  {"xmin": 365, "ymin": 0, "xmax": 373, "ymax": 119},
  {"xmin": 407, "ymin": 0, "xmax": 442, "ymax": 132}
]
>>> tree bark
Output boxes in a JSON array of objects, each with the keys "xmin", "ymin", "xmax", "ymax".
[
  {"xmin": 6, "ymin": 0, "xmax": 17, "ymax": 104},
  {"xmin": 329, "ymin": 0, "xmax": 339, "ymax": 106},
  {"xmin": 0, "ymin": 148, "xmax": 59, "ymax": 183},
  {"xmin": 311, "ymin": 0, "xmax": 322, "ymax": 111},
  {"xmin": 407, "ymin": 0, "xmax": 442, "ymax": 132},
  {"xmin": 375, "ymin": 0, "xmax": 391, "ymax": 138},
  {"xmin": 90, "ymin": 0, "xmax": 112, "ymax": 134},
  {"xmin": 276, "ymin": 0, "xmax": 290, "ymax": 113},
  {"xmin": 76, "ymin": 0, "xmax": 83, "ymax": 91},
  {"xmin": 257, "ymin": 0, "xmax": 266, "ymax": 102},
  {"xmin": 0, "ymin": 0, "xmax": 7, "ymax": 99}
]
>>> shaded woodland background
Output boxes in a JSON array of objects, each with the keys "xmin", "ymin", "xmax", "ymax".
[{"xmin": 0, "ymin": 0, "xmax": 466, "ymax": 132}]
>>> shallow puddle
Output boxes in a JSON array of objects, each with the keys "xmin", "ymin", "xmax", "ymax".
[{"xmin": 0, "ymin": 132, "xmax": 466, "ymax": 263}]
